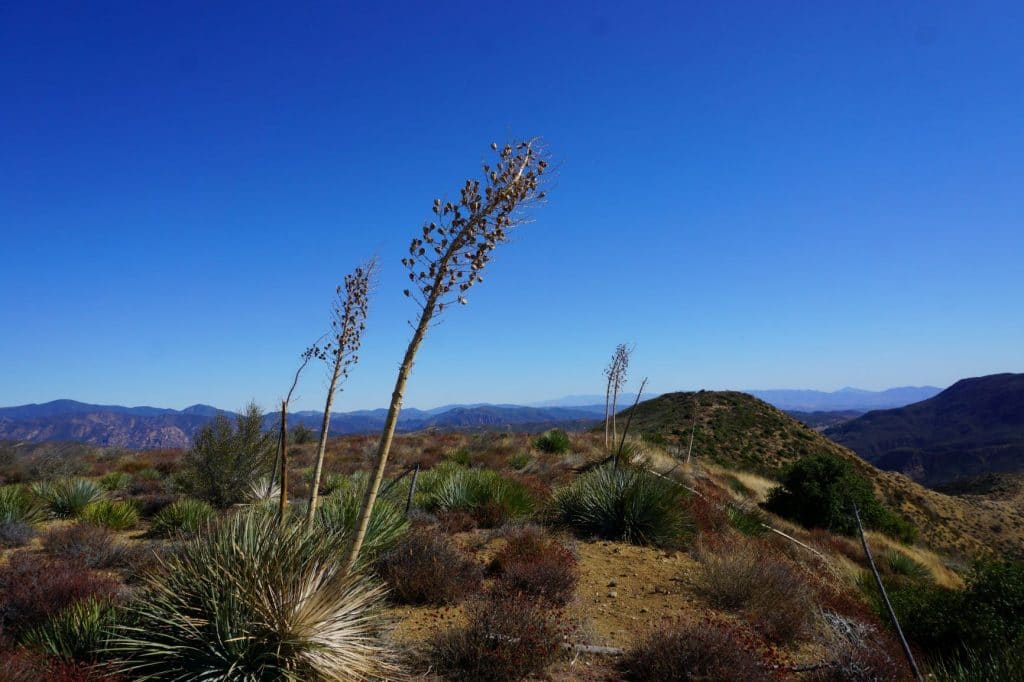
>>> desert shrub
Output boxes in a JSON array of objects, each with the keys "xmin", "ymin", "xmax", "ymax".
[
  {"xmin": 376, "ymin": 528, "xmax": 482, "ymax": 605},
  {"xmin": 507, "ymin": 451, "xmax": 531, "ymax": 470},
  {"xmin": 0, "ymin": 649, "xmax": 122, "ymax": 682},
  {"xmin": 179, "ymin": 403, "xmax": 275, "ymax": 508},
  {"xmin": 446, "ymin": 447, "xmax": 472, "ymax": 466},
  {"xmin": 805, "ymin": 638, "xmax": 907, "ymax": 682},
  {"xmin": 430, "ymin": 593, "xmax": 566, "ymax": 681},
  {"xmin": 533, "ymin": 429, "xmax": 571, "ymax": 454},
  {"xmin": 437, "ymin": 509, "xmax": 478, "ymax": 533},
  {"xmin": 43, "ymin": 523, "xmax": 124, "ymax": 570},
  {"xmin": 132, "ymin": 493, "xmax": 175, "ymax": 518},
  {"xmin": 315, "ymin": 487, "xmax": 410, "ymax": 564},
  {"xmin": 0, "ymin": 484, "xmax": 46, "ymax": 525},
  {"xmin": 81, "ymin": 500, "xmax": 139, "ymax": 531},
  {"xmin": 290, "ymin": 423, "xmax": 314, "ymax": 444},
  {"xmin": 424, "ymin": 467, "xmax": 535, "ymax": 528},
  {"xmin": 696, "ymin": 540, "xmax": 816, "ymax": 644},
  {"xmin": 0, "ymin": 553, "xmax": 121, "ymax": 636},
  {"xmin": 489, "ymin": 526, "xmax": 578, "ymax": 606},
  {"xmin": 549, "ymin": 464, "xmax": 692, "ymax": 547},
  {"xmin": 31, "ymin": 478, "xmax": 107, "ymax": 519},
  {"xmin": 0, "ymin": 521, "xmax": 37, "ymax": 547},
  {"xmin": 620, "ymin": 617, "xmax": 773, "ymax": 681},
  {"xmin": 98, "ymin": 471, "xmax": 131, "ymax": 492},
  {"xmin": 111, "ymin": 510, "xmax": 397, "ymax": 680},
  {"xmin": 765, "ymin": 453, "xmax": 916, "ymax": 542},
  {"xmin": 22, "ymin": 598, "xmax": 119, "ymax": 662},
  {"xmin": 149, "ymin": 497, "xmax": 216, "ymax": 537}
]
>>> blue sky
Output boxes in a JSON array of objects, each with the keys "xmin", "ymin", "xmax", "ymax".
[{"xmin": 1, "ymin": 2, "xmax": 1021, "ymax": 412}]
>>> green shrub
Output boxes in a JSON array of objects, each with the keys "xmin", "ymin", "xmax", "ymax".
[
  {"xmin": 549, "ymin": 464, "xmax": 692, "ymax": 547},
  {"xmin": 0, "ymin": 484, "xmax": 45, "ymax": 525},
  {"xmin": 31, "ymin": 478, "xmax": 107, "ymax": 519},
  {"xmin": 423, "ymin": 467, "xmax": 534, "ymax": 527},
  {"xmin": 82, "ymin": 500, "xmax": 139, "ymax": 531},
  {"xmin": 98, "ymin": 471, "xmax": 131, "ymax": 492},
  {"xmin": 180, "ymin": 403, "xmax": 275, "ymax": 508},
  {"xmin": 507, "ymin": 452, "xmax": 532, "ymax": 470},
  {"xmin": 446, "ymin": 448, "xmax": 472, "ymax": 466},
  {"xmin": 533, "ymin": 429, "xmax": 571, "ymax": 454},
  {"xmin": 22, "ymin": 598, "xmax": 118, "ymax": 662},
  {"xmin": 765, "ymin": 453, "xmax": 915, "ymax": 542},
  {"xmin": 289, "ymin": 423, "xmax": 314, "ymax": 444},
  {"xmin": 726, "ymin": 504, "xmax": 767, "ymax": 537},
  {"xmin": 314, "ymin": 487, "xmax": 409, "ymax": 565},
  {"xmin": 149, "ymin": 498, "xmax": 216, "ymax": 537},
  {"xmin": 111, "ymin": 511, "xmax": 396, "ymax": 680}
]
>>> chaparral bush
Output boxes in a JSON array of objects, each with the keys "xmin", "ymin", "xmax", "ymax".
[
  {"xmin": 43, "ymin": 523, "xmax": 125, "ymax": 570},
  {"xmin": 489, "ymin": 525, "xmax": 578, "ymax": 606},
  {"xmin": 375, "ymin": 528, "xmax": 482, "ymax": 605}
]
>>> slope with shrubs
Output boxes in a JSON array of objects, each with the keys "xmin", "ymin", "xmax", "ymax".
[{"xmin": 619, "ymin": 390, "xmax": 1024, "ymax": 559}]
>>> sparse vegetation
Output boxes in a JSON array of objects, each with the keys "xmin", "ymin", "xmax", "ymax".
[
  {"xmin": 489, "ymin": 525, "xmax": 578, "ymax": 605},
  {"xmin": 550, "ymin": 464, "xmax": 692, "ymax": 546}
]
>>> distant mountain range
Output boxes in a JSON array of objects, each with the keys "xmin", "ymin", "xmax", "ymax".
[
  {"xmin": 0, "ymin": 384, "xmax": 947, "ymax": 451},
  {"xmin": 747, "ymin": 386, "xmax": 942, "ymax": 412},
  {"xmin": 826, "ymin": 373, "xmax": 1024, "ymax": 487},
  {"xmin": 0, "ymin": 400, "xmax": 607, "ymax": 449}
]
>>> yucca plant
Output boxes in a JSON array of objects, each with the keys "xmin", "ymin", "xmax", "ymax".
[
  {"xmin": 149, "ymin": 497, "xmax": 216, "ymax": 537},
  {"xmin": 31, "ymin": 478, "xmax": 107, "ymax": 519},
  {"xmin": 549, "ymin": 464, "xmax": 692, "ymax": 547},
  {"xmin": 315, "ymin": 487, "xmax": 409, "ymax": 566},
  {"xmin": 82, "ymin": 499, "xmax": 140, "ymax": 531},
  {"xmin": 246, "ymin": 475, "xmax": 281, "ymax": 504},
  {"xmin": 424, "ymin": 467, "xmax": 534, "ymax": 527},
  {"xmin": 883, "ymin": 549, "xmax": 932, "ymax": 582},
  {"xmin": 99, "ymin": 471, "xmax": 132, "ymax": 492},
  {"xmin": 0, "ymin": 484, "xmax": 45, "ymax": 525},
  {"xmin": 111, "ymin": 510, "xmax": 396, "ymax": 680},
  {"xmin": 22, "ymin": 598, "xmax": 119, "ymax": 662}
]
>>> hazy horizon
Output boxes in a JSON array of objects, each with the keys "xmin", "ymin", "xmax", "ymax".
[{"xmin": 3, "ymin": 3, "xmax": 1022, "ymax": 412}]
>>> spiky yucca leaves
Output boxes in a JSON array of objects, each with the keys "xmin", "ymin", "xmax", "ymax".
[
  {"xmin": 82, "ymin": 500, "xmax": 140, "ymax": 531},
  {"xmin": 22, "ymin": 598, "xmax": 119, "ymax": 662},
  {"xmin": 149, "ymin": 497, "xmax": 216, "ymax": 537},
  {"xmin": 247, "ymin": 476, "xmax": 282, "ymax": 504},
  {"xmin": 112, "ymin": 511, "xmax": 397, "ymax": 681},
  {"xmin": 0, "ymin": 484, "xmax": 45, "ymax": 525},
  {"xmin": 315, "ymin": 486, "xmax": 409, "ymax": 566},
  {"xmin": 99, "ymin": 471, "xmax": 132, "ymax": 492},
  {"xmin": 423, "ymin": 467, "xmax": 535, "ymax": 527},
  {"xmin": 31, "ymin": 478, "xmax": 107, "ymax": 518},
  {"xmin": 549, "ymin": 464, "xmax": 692, "ymax": 547}
]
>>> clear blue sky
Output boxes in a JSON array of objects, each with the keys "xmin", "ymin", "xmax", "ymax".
[{"xmin": 2, "ymin": 2, "xmax": 1021, "ymax": 412}]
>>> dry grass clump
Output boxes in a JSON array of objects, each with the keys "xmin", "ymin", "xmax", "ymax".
[
  {"xmin": 429, "ymin": 592, "xmax": 566, "ymax": 682},
  {"xmin": 695, "ymin": 538, "xmax": 817, "ymax": 644},
  {"xmin": 42, "ymin": 523, "xmax": 125, "ymax": 570},
  {"xmin": 620, "ymin": 616, "xmax": 775, "ymax": 681},
  {"xmin": 488, "ymin": 526, "xmax": 578, "ymax": 606},
  {"xmin": 376, "ymin": 528, "xmax": 482, "ymax": 605}
]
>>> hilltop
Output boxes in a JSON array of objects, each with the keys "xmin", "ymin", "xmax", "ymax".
[
  {"xmin": 618, "ymin": 390, "xmax": 1024, "ymax": 559},
  {"xmin": 827, "ymin": 373, "xmax": 1024, "ymax": 487}
]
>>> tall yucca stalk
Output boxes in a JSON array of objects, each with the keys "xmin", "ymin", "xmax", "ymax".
[
  {"xmin": 344, "ymin": 140, "xmax": 549, "ymax": 572},
  {"xmin": 307, "ymin": 260, "xmax": 376, "ymax": 525}
]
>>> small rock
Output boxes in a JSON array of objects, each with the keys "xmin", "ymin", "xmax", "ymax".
[
  {"xmin": 608, "ymin": 590, "xmax": 618, "ymax": 598},
  {"xmin": 640, "ymin": 607, "xmax": 650, "ymax": 613}
]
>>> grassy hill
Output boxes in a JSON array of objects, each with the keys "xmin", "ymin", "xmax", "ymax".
[
  {"xmin": 826, "ymin": 373, "xmax": 1024, "ymax": 487},
  {"xmin": 618, "ymin": 390, "xmax": 1024, "ymax": 559}
]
